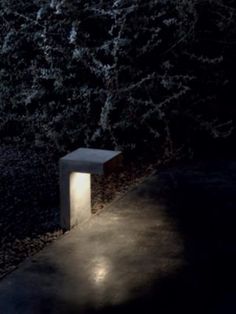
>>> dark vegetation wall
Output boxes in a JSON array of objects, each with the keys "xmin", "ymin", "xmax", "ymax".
[{"xmin": 0, "ymin": 0, "xmax": 236, "ymax": 214}]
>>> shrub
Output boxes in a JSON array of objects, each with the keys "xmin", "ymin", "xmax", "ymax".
[
  {"xmin": 1, "ymin": 0, "xmax": 235, "ymax": 157},
  {"xmin": 0, "ymin": 0, "xmax": 235, "ymax": 216}
]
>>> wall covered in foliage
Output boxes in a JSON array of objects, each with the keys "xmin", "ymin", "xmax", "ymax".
[
  {"xmin": 0, "ymin": 0, "xmax": 236, "ymax": 212},
  {"xmin": 1, "ymin": 0, "xmax": 235, "ymax": 155}
]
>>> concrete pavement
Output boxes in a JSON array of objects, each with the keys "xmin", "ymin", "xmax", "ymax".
[{"xmin": 1, "ymin": 162, "xmax": 236, "ymax": 313}]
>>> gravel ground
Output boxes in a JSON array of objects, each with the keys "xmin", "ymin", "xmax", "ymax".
[{"xmin": 0, "ymin": 157, "xmax": 159, "ymax": 279}]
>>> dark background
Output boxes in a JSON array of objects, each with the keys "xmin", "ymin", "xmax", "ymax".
[{"xmin": 0, "ymin": 0, "xmax": 236, "ymax": 264}]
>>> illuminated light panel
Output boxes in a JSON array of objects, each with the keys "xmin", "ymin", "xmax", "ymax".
[
  {"xmin": 60, "ymin": 148, "xmax": 122, "ymax": 230},
  {"xmin": 69, "ymin": 172, "xmax": 91, "ymax": 228}
]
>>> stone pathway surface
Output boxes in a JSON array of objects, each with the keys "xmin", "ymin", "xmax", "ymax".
[{"xmin": 0, "ymin": 162, "xmax": 236, "ymax": 314}]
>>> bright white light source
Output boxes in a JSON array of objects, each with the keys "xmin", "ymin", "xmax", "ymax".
[
  {"xmin": 60, "ymin": 148, "xmax": 122, "ymax": 230},
  {"xmin": 70, "ymin": 172, "xmax": 91, "ymax": 226}
]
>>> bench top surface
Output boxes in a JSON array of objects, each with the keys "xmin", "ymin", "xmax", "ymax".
[{"xmin": 61, "ymin": 148, "xmax": 121, "ymax": 165}]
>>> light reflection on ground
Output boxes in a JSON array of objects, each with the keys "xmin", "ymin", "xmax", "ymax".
[{"xmin": 91, "ymin": 256, "xmax": 112, "ymax": 285}]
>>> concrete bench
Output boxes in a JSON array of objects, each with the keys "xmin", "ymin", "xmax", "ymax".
[{"xmin": 60, "ymin": 148, "xmax": 122, "ymax": 230}]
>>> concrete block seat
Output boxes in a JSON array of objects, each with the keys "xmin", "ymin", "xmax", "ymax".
[{"xmin": 60, "ymin": 148, "xmax": 122, "ymax": 230}]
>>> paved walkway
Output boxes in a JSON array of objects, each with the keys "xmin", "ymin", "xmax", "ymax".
[{"xmin": 0, "ymin": 162, "xmax": 236, "ymax": 313}]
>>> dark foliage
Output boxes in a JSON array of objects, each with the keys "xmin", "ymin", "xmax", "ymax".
[{"xmin": 0, "ymin": 1, "xmax": 236, "ymax": 228}]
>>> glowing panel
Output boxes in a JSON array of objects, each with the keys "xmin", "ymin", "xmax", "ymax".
[
  {"xmin": 60, "ymin": 148, "xmax": 122, "ymax": 230},
  {"xmin": 69, "ymin": 172, "xmax": 91, "ymax": 228}
]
